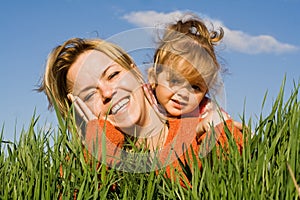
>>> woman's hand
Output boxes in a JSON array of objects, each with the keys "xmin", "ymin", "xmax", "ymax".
[
  {"xmin": 68, "ymin": 93, "xmax": 97, "ymax": 137},
  {"xmin": 68, "ymin": 94, "xmax": 97, "ymax": 122}
]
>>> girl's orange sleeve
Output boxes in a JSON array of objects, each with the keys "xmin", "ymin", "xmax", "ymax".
[{"xmin": 197, "ymin": 119, "xmax": 243, "ymax": 154}]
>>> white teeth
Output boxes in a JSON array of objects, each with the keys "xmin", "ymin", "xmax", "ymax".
[{"xmin": 111, "ymin": 98, "xmax": 129, "ymax": 114}]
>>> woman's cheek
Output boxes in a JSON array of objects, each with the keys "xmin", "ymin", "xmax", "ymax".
[
  {"xmin": 86, "ymin": 99, "xmax": 101, "ymax": 118},
  {"xmin": 118, "ymin": 71, "xmax": 141, "ymax": 91}
]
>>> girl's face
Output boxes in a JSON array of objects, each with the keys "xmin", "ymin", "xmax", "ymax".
[
  {"xmin": 155, "ymin": 68, "xmax": 206, "ymax": 117},
  {"xmin": 67, "ymin": 50, "xmax": 147, "ymax": 128}
]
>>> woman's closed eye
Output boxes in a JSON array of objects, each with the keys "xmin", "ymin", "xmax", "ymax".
[
  {"xmin": 83, "ymin": 91, "xmax": 96, "ymax": 102},
  {"xmin": 107, "ymin": 71, "xmax": 120, "ymax": 80}
]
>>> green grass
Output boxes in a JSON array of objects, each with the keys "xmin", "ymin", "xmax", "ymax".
[{"xmin": 0, "ymin": 79, "xmax": 299, "ymax": 199}]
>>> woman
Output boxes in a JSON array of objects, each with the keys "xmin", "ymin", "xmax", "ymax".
[
  {"xmin": 38, "ymin": 37, "xmax": 243, "ymax": 179},
  {"xmin": 38, "ymin": 37, "xmax": 171, "ymax": 170}
]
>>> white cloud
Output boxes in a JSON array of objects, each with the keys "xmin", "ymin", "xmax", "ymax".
[
  {"xmin": 223, "ymin": 27, "xmax": 297, "ymax": 54},
  {"xmin": 122, "ymin": 11, "xmax": 298, "ymax": 54},
  {"xmin": 122, "ymin": 10, "xmax": 184, "ymax": 28}
]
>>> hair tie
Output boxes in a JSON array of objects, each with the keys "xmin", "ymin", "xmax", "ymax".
[{"xmin": 189, "ymin": 26, "xmax": 200, "ymax": 36}]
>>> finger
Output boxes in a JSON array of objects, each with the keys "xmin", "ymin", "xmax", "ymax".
[
  {"xmin": 143, "ymin": 84, "xmax": 152, "ymax": 103},
  {"xmin": 233, "ymin": 121, "xmax": 243, "ymax": 131},
  {"xmin": 196, "ymin": 121, "xmax": 209, "ymax": 137},
  {"xmin": 67, "ymin": 94, "xmax": 89, "ymax": 139},
  {"xmin": 143, "ymin": 84, "xmax": 158, "ymax": 106},
  {"xmin": 67, "ymin": 93, "xmax": 75, "ymax": 102},
  {"xmin": 68, "ymin": 94, "xmax": 89, "ymax": 123},
  {"xmin": 74, "ymin": 100, "xmax": 89, "ymax": 123},
  {"xmin": 74, "ymin": 95, "xmax": 97, "ymax": 121},
  {"xmin": 209, "ymin": 107, "xmax": 225, "ymax": 127},
  {"xmin": 148, "ymin": 85, "xmax": 158, "ymax": 106},
  {"xmin": 196, "ymin": 123, "xmax": 205, "ymax": 137},
  {"xmin": 68, "ymin": 93, "xmax": 84, "ymax": 118}
]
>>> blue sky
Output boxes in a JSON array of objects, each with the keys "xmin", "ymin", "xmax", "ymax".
[{"xmin": 1, "ymin": 0, "xmax": 299, "ymax": 141}]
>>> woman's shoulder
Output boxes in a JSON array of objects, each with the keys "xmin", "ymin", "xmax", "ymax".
[{"xmin": 85, "ymin": 119, "xmax": 125, "ymax": 145}]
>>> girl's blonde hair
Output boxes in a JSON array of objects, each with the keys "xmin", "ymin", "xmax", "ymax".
[
  {"xmin": 149, "ymin": 14, "xmax": 224, "ymax": 95},
  {"xmin": 38, "ymin": 38, "xmax": 144, "ymax": 118}
]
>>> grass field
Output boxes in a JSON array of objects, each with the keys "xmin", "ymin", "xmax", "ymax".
[{"xmin": 0, "ymin": 79, "xmax": 299, "ymax": 199}]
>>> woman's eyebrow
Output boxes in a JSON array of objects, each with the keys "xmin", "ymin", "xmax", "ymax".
[
  {"xmin": 77, "ymin": 86, "xmax": 95, "ymax": 97},
  {"xmin": 101, "ymin": 63, "xmax": 117, "ymax": 78},
  {"xmin": 77, "ymin": 64, "xmax": 117, "ymax": 96}
]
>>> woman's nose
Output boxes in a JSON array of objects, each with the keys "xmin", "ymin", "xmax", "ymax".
[{"xmin": 98, "ymin": 83, "xmax": 116, "ymax": 104}]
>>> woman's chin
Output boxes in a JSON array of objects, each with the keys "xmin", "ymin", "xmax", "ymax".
[{"xmin": 110, "ymin": 110, "xmax": 137, "ymax": 130}]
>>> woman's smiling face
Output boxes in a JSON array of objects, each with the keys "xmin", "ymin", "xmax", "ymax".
[{"xmin": 67, "ymin": 50, "xmax": 147, "ymax": 128}]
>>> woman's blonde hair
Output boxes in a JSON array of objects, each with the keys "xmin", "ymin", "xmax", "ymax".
[
  {"xmin": 38, "ymin": 38, "xmax": 144, "ymax": 118},
  {"xmin": 149, "ymin": 14, "xmax": 224, "ymax": 95}
]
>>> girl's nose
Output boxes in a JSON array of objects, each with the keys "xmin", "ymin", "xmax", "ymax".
[{"xmin": 176, "ymin": 87, "xmax": 189, "ymax": 100}]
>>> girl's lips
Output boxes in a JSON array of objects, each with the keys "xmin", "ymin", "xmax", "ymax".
[{"xmin": 171, "ymin": 99, "xmax": 186, "ymax": 109}]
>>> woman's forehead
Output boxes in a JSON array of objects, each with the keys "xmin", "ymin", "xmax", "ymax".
[
  {"xmin": 81, "ymin": 50, "xmax": 114, "ymax": 69},
  {"xmin": 74, "ymin": 50, "xmax": 116, "ymax": 75},
  {"xmin": 67, "ymin": 50, "xmax": 116, "ymax": 91}
]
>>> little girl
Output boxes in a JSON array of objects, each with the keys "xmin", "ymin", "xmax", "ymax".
[
  {"xmin": 148, "ymin": 15, "xmax": 241, "ymax": 151},
  {"xmin": 147, "ymin": 14, "xmax": 244, "ymax": 186}
]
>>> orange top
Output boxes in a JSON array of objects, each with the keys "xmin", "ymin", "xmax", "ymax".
[
  {"xmin": 84, "ymin": 115, "xmax": 243, "ymax": 186},
  {"xmin": 158, "ymin": 117, "xmax": 243, "ymax": 186},
  {"xmin": 85, "ymin": 119, "xmax": 125, "ymax": 166}
]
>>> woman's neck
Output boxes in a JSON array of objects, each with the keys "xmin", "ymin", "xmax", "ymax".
[{"xmin": 122, "ymin": 103, "xmax": 168, "ymax": 152}]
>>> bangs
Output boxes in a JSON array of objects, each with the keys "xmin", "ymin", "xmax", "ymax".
[{"xmin": 165, "ymin": 57, "xmax": 208, "ymax": 90}]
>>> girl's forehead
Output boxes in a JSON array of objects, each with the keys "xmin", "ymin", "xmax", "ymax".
[
  {"xmin": 160, "ymin": 63, "xmax": 186, "ymax": 77},
  {"xmin": 162, "ymin": 56, "xmax": 192, "ymax": 71},
  {"xmin": 160, "ymin": 63, "xmax": 205, "ymax": 86},
  {"xmin": 159, "ymin": 68, "xmax": 187, "ymax": 83}
]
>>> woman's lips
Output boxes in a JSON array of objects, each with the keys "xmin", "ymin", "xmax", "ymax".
[{"xmin": 110, "ymin": 97, "xmax": 130, "ymax": 115}]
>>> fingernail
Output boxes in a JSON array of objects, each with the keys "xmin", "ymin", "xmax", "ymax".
[{"xmin": 67, "ymin": 93, "xmax": 73, "ymax": 101}]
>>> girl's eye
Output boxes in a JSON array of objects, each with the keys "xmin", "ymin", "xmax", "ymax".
[
  {"xmin": 84, "ymin": 91, "xmax": 96, "ymax": 102},
  {"xmin": 170, "ymin": 78, "xmax": 181, "ymax": 85},
  {"xmin": 192, "ymin": 85, "xmax": 201, "ymax": 91},
  {"xmin": 107, "ymin": 71, "xmax": 120, "ymax": 80}
]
